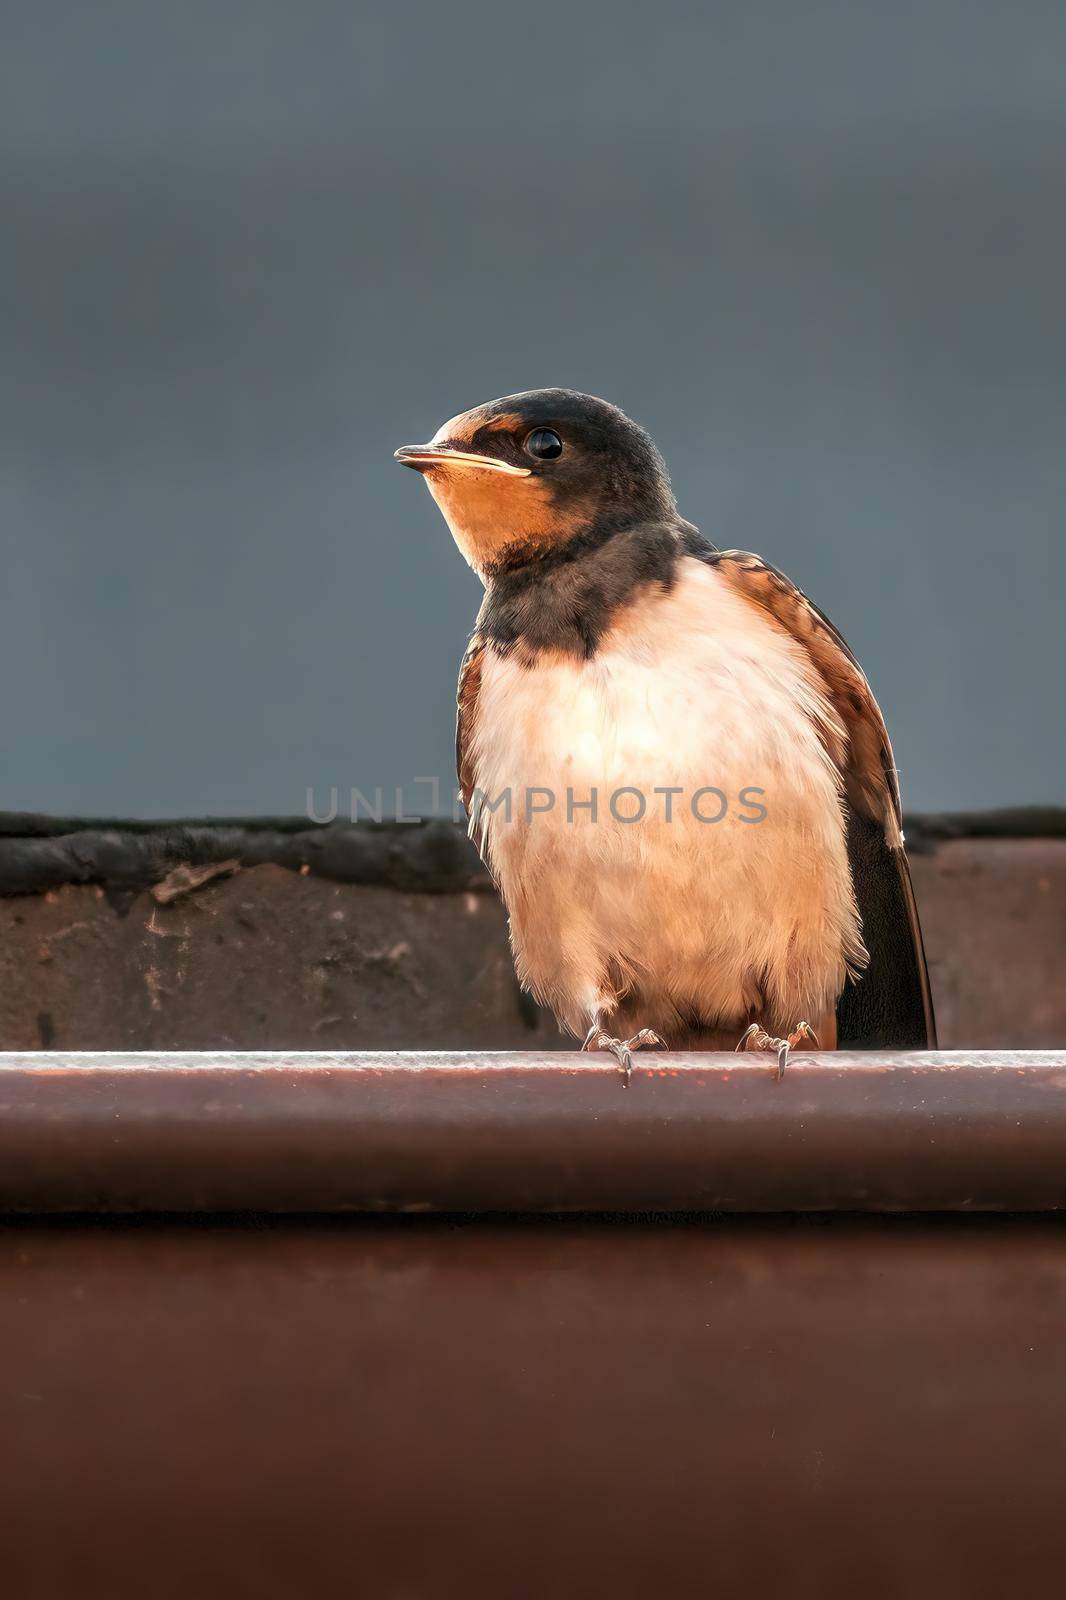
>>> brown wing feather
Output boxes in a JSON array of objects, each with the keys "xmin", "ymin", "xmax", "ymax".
[
  {"xmin": 709, "ymin": 550, "xmax": 902, "ymax": 842},
  {"xmin": 705, "ymin": 549, "xmax": 936, "ymax": 1047},
  {"xmin": 455, "ymin": 631, "xmax": 485, "ymax": 815}
]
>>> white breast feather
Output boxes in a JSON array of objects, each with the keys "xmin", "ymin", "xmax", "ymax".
[{"xmin": 469, "ymin": 558, "xmax": 865, "ymax": 1039}]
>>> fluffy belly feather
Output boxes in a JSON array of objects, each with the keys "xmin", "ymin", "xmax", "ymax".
[{"xmin": 468, "ymin": 559, "xmax": 865, "ymax": 1040}]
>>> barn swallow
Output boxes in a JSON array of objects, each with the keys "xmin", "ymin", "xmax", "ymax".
[{"xmin": 395, "ymin": 390, "xmax": 936, "ymax": 1080}]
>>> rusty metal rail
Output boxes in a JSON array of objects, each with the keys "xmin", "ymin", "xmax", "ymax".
[
  {"xmin": 1, "ymin": 1049, "xmax": 1065, "ymax": 1212},
  {"xmin": 3, "ymin": 1050, "xmax": 1066, "ymax": 1596}
]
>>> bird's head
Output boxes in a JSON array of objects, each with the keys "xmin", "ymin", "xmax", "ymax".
[{"xmin": 394, "ymin": 389, "xmax": 676, "ymax": 578}]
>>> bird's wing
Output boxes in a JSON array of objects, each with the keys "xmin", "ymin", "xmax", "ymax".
[
  {"xmin": 455, "ymin": 631, "xmax": 486, "ymax": 815},
  {"xmin": 703, "ymin": 549, "xmax": 937, "ymax": 1048}
]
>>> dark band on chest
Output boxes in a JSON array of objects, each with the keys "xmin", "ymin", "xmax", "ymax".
[{"xmin": 479, "ymin": 518, "xmax": 714, "ymax": 659}]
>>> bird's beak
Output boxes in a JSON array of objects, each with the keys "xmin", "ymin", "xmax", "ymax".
[{"xmin": 393, "ymin": 444, "xmax": 531, "ymax": 477}]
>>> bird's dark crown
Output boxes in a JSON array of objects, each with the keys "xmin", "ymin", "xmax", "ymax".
[
  {"xmin": 395, "ymin": 387, "xmax": 681, "ymax": 583},
  {"xmin": 456, "ymin": 388, "xmax": 675, "ymax": 533},
  {"xmin": 395, "ymin": 388, "xmax": 707, "ymax": 656}
]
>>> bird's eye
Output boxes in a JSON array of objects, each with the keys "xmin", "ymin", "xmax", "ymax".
[{"xmin": 524, "ymin": 428, "xmax": 563, "ymax": 461}]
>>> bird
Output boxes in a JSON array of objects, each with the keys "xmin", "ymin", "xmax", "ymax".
[{"xmin": 395, "ymin": 389, "xmax": 936, "ymax": 1080}]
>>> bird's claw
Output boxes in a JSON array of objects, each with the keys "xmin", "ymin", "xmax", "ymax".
[
  {"xmin": 735, "ymin": 1020, "xmax": 819, "ymax": 1081},
  {"xmin": 582, "ymin": 1026, "xmax": 665, "ymax": 1086}
]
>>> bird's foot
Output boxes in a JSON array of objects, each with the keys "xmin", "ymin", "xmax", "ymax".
[
  {"xmin": 735, "ymin": 1020, "xmax": 819, "ymax": 1081},
  {"xmin": 582, "ymin": 1026, "xmax": 665, "ymax": 1087}
]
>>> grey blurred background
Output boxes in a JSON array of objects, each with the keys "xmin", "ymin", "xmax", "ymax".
[{"xmin": 1, "ymin": 0, "xmax": 1062, "ymax": 819}]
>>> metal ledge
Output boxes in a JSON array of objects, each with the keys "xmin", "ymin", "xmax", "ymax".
[{"xmin": 0, "ymin": 1050, "xmax": 1065, "ymax": 1213}]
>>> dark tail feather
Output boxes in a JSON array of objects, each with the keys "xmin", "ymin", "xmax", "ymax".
[{"xmin": 837, "ymin": 808, "xmax": 937, "ymax": 1049}]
